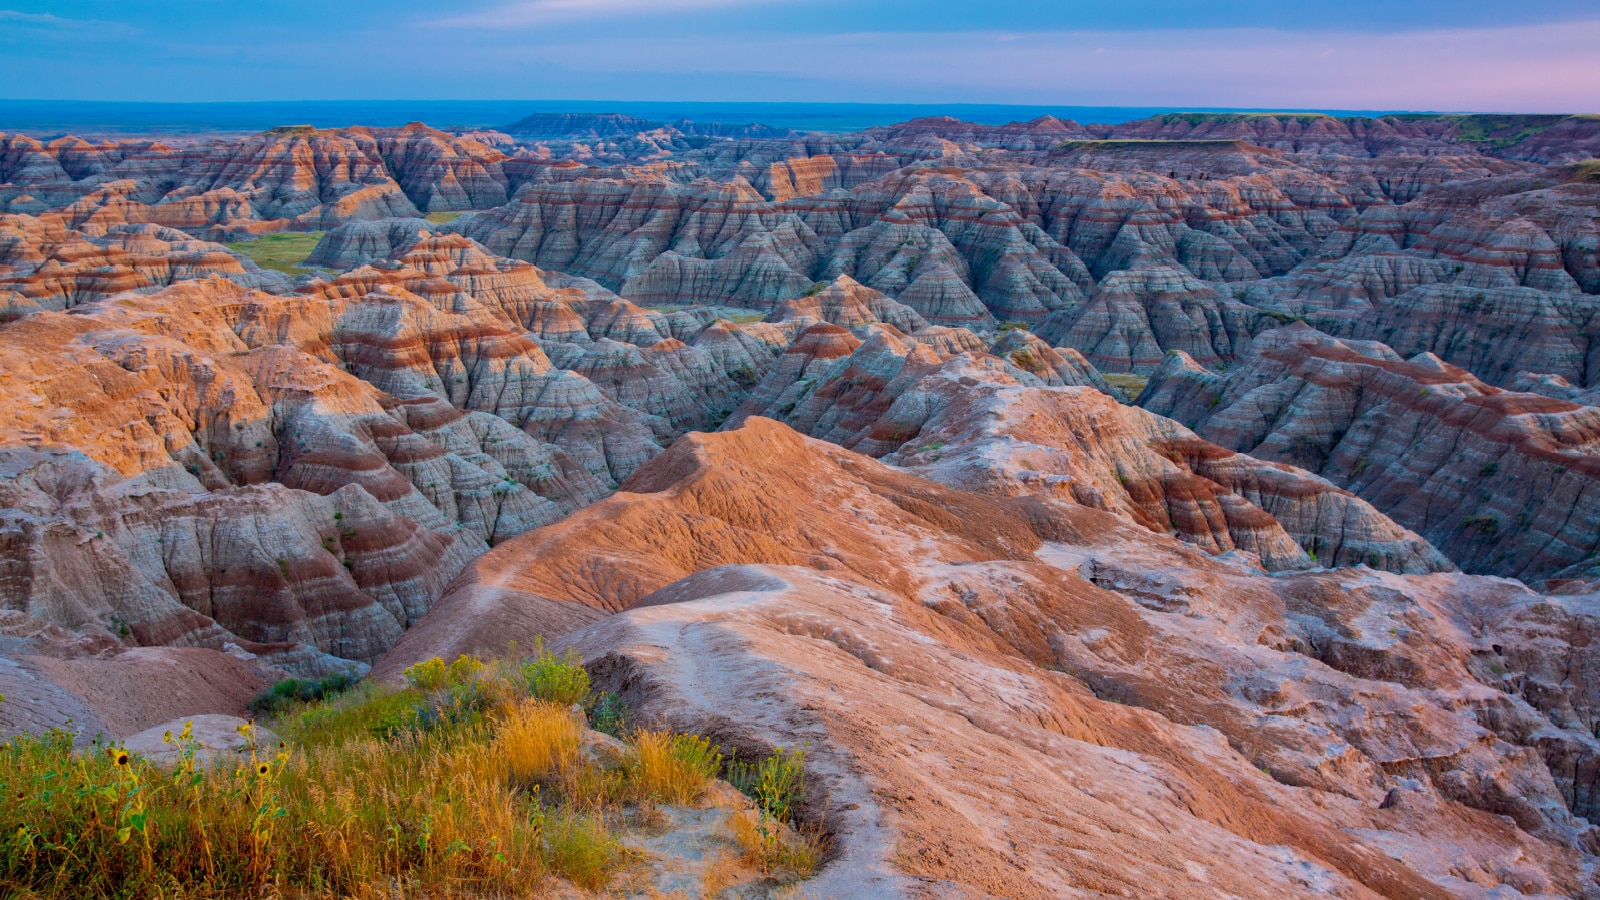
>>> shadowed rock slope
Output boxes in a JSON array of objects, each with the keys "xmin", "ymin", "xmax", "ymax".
[{"xmin": 1142, "ymin": 325, "xmax": 1600, "ymax": 582}]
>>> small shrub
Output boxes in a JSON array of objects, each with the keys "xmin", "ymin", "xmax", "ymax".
[
  {"xmin": 727, "ymin": 746, "xmax": 805, "ymax": 823},
  {"xmin": 515, "ymin": 641, "xmax": 592, "ymax": 707},
  {"xmin": 728, "ymin": 807, "xmax": 819, "ymax": 880},
  {"xmin": 248, "ymin": 670, "xmax": 359, "ymax": 716},
  {"xmin": 587, "ymin": 692, "xmax": 628, "ymax": 737},
  {"xmin": 403, "ymin": 656, "xmax": 451, "ymax": 692},
  {"xmin": 401, "ymin": 655, "xmax": 496, "ymax": 731}
]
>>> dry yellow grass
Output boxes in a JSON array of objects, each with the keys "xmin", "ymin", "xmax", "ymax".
[
  {"xmin": 621, "ymin": 731, "xmax": 722, "ymax": 805},
  {"xmin": 728, "ymin": 808, "xmax": 820, "ymax": 881},
  {"xmin": 495, "ymin": 697, "xmax": 582, "ymax": 785},
  {"xmin": 699, "ymin": 850, "xmax": 744, "ymax": 898}
]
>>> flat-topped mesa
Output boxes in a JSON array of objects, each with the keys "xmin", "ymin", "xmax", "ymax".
[
  {"xmin": 863, "ymin": 114, "xmax": 1099, "ymax": 150},
  {"xmin": 501, "ymin": 112, "xmax": 668, "ymax": 140},
  {"xmin": 1099, "ymin": 112, "xmax": 1600, "ymax": 160},
  {"xmin": 1141, "ymin": 324, "xmax": 1600, "ymax": 581}
]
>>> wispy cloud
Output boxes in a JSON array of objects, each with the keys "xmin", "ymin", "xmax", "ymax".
[
  {"xmin": 436, "ymin": 0, "xmax": 781, "ymax": 28},
  {"xmin": 0, "ymin": 10, "xmax": 71, "ymax": 24},
  {"xmin": 0, "ymin": 9, "xmax": 130, "ymax": 32}
]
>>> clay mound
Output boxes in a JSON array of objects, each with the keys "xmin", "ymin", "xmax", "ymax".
[
  {"xmin": 0, "ymin": 217, "xmax": 289, "ymax": 312},
  {"xmin": 305, "ymin": 217, "xmax": 433, "ymax": 269},
  {"xmin": 0, "ymin": 646, "xmax": 270, "ymax": 744},
  {"xmin": 878, "ymin": 362, "xmax": 1451, "ymax": 575},
  {"xmin": 765, "ymin": 274, "xmax": 928, "ymax": 333},
  {"xmin": 378, "ymin": 417, "xmax": 1600, "ymax": 897}
]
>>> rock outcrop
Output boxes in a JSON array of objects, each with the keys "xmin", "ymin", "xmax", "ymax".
[{"xmin": 723, "ymin": 326, "xmax": 1446, "ymax": 574}]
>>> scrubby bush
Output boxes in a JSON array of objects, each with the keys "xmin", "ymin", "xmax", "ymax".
[
  {"xmin": 728, "ymin": 745, "xmax": 806, "ymax": 823},
  {"xmin": 513, "ymin": 641, "xmax": 592, "ymax": 706},
  {"xmin": 247, "ymin": 669, "xmax": 359, "ymax": 716},
  {"xmin": 587, "ymin": 691, "xmax": 628, "ymax": 737}
]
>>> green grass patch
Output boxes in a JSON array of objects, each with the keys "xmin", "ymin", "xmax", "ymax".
[
  {"xmin": 1389, "ymin": 113, "xmax": 1569, "ymax": 150},
  {"xmin": 424, "ymin": 211, "xmax": 465, "ymax": 224},
  {"xmin": 714, "ymin": 309, "xmax": 770, "ymax": 324},
  {"xmin": 224, "ymin": 231, "xmax": 324, "ymax": 275},
  {"xmin": 1103, "ymin": 373, "xmax": 1150, "ymax": 397},
  {"xmin": 1057, "ymin": 139, "xmax": 1250, "ymax": 152},
  {"xmin": 1156, "ymin": 112, "xmax": 1338, "ymax": 126},
  {"xmin": 246, "ymin": 670, "xmax": 359, "ymax": 718},
  {"xmin": 1565, "ymin": 160, "xmax": 1600, "ymax": 183}
]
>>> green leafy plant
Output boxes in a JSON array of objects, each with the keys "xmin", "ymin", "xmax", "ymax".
[
  {"xmin": 247, "ymin": 670, "xmax": 360, "ymax": 716},
  {"xmin": 515, "ymin": 640, "xmax": 592, "ymax": 706}
]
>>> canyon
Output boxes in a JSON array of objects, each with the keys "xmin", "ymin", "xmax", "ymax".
[{"xmin": 2, "ymin": 109, "xmax": 1600, "ymax": 898}]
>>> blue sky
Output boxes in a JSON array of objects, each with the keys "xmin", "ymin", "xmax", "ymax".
[{"xmin": 2, "ymin": 1, "xmax": 1597, "ymax": 111}]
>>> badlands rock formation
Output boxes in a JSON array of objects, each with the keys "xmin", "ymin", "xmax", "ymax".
[
  {"xmin": 378, "ymin": 418, "xmax": 1600, "ymax": 899},
  {"xmin": 4, "ymin": 110, "xmax": 1600, "ymax": 895},
  {"xmin": 1141, "ymin": 325, "xmax": 1600, "ymax": 582}
]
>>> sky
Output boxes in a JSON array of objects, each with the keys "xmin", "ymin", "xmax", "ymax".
[{"xmin": 1, "ymin": 0, "xmax": 1597, "ymax": 112}]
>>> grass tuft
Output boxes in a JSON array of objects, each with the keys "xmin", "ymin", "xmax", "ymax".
[
  {"xmin": 728, "ymin": 807, "xmax": 820, "ymax": 881},
  {"xmin": 495, "ymin": 697, "xmax": 583, "ymax": 790},
  {"xmin": 538, "ymin": 807, "xmax": 624, "ymax": 889}
]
